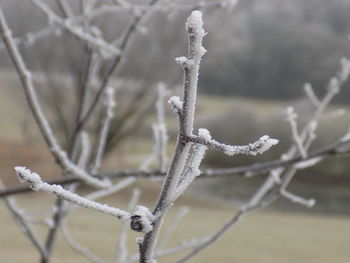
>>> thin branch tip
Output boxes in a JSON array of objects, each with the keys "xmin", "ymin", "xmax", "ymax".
[{"xmin": 15, "ymin": 166, "xmax": 43, "ymax": 191}]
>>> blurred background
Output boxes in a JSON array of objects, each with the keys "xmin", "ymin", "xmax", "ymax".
[{"xmin": 0, "ymin": 0, "xmax": 350, "ymax": 262}]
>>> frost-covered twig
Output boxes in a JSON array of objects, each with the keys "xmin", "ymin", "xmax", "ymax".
[
  {"xmin": 91, "ymin": 87, "xmax": 116, "ymax": 173},
  {"xmin": 174, "ymin": 129, "xmax": 210, "ymax": 200},
  {"xmin": 15, "ymin": 167, "xmax": 130, "ymax": 220},
  {"xmin": 139, "ymin": 10, "xmax": 277, "ymax": 262},
  {"xmin": 141, "ymin": 83, "xmax": 169, "ymax": 171},
  {"xmin": 31, "ymin": 0, "xmax": 121, "ymax": 56},
  {"xmin": 154, "ymin": 83, "xmax": 169, "ymax": 171},
  {"xmin": 64, "ymin": 178, "xmax": 136, "ymax": 215},
  {"xmin": 0, "ymin": 6, "xmax": 109, "ymax": 188},
  {"xmin": 139, "ymin": 11, "xmax": 208, "ymax": 262},
  {"xmin": 0, "ymin": 0, "xmax": 238, "ymax": 53},
  {"xmin": 70, "ymin": 0, "xmax": 161, "ymax": 152},
  {"xmin": 284, "ymin": 107, "xmax": 307, "ymax": 158},
  {"xmin": 187, "ymin": 134, "xmax": 279, "ymax": 156},
  {"xmin": 280, "ymin": 189, "xmax": 315, "ymax": 208},
  {"xmin": 168, "ymin": 96, "xmax": 183, "ymax": 116},
  {"xmin": 114, "ymin": 188, "xmax": 141, "ymax": 263},
  {"xmin": 78, "ymin": 131, "xmax": 91, "ymax": 169}
]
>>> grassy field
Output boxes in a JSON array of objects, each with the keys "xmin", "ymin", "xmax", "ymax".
[{"xmin": 1, "ymin": 189, "xmax": 350, "ymax": 263}]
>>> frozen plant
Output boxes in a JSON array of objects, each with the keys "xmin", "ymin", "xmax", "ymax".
[{"xmin": 0, "ymin": 2, "xmax": 350, "ymax": 263}]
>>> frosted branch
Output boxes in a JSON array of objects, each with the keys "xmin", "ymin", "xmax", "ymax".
[
  {"xmin": 174, "ymin": 129, "xmax": 210, "ymax": 201},
  {"xmin": 15, "ymin": 167, "xmax": 130, "ymax": 220},
  {"xmin": 280, "ymin": 189, "xmax": 315, "ymax": 208},
  {"xmin": 91, "ymin": 87, "xmax": 116, "ymax": 173},
  {"xmin": 284, "ymin": 107, "xmax": 307, "ymax": 158},
  {"xmin": 78, "ymin": 131, "xmax": 91, "ymax": 169},
  {"xmin": 65, "ymin": 178, "xmax": 136, "ymax": 214},
  {"xmin": 187, "ymin": 134, "xmax": 279, "ymax": 156},
  {"xmin": 139, "ymin": 11, "xmax": 207, "ymax": 262},
  {"xmin": 130, "ymin": 206, "xmax": 156, "ymax": 234},
  {"xmin": 0, "ymin": 0, "xmax": 238, "ymax": 53},
  {"xmin": 142, "ymin": 84, "xmax": 169, "ymax": 171},
  {"xmin": 155, "ymin": 83, "xmax": 169, "ymax": 171},
  {"xmin": 31, "ymin": 0, "xmax": 121, "ymax": 56},
  {"xmin": 168, "ymin": 96, "xmax": 183, "ymax": 116},
  {"xmin": 0, "ymin": 7, "xmax": 109, "ymax": 188}
]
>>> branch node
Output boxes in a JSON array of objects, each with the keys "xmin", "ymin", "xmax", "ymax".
[{"xmin": 130, "ymin": 206, "xmax": 155, "ymax": 233}]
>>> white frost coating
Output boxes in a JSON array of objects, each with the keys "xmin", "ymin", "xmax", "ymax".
[
  {"xmin": 168, "ymin": 96, "xmax": 183, "ymax": 114},
  {"xmin": 131, "ymin": 206, "xmax": 156, "ymax": 233},
  {"xmin": 175, "ymin": 56, "xmax": 194, "ymax": 68},
  {"xmin": 15, "ymin": 167, "xmax": 43, "ymax": 191},
  {"xmin": 175, "ymin": 56, "xmax": 188, "ymax": 64},
  {"xmin": 186, "ymin": 10, "xmax": 203, "ymax": 35},
  {"xmin": 174, "ymin": 129, "xmax": 211, "ymax": 200},
  {"xmin": 15, "ymin": 167, "xmax": 130, "ymax": 220},
  {"xmin": 223, "ymin": 135, "xmax": 279, "ymax": 156},
  {"xmin": 189, "ymin": 134, "xmax": 278, "ymax": 156},
  {"xmin": 198, "ymin": 128, "xmax": 211, "ymax": 140}
]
